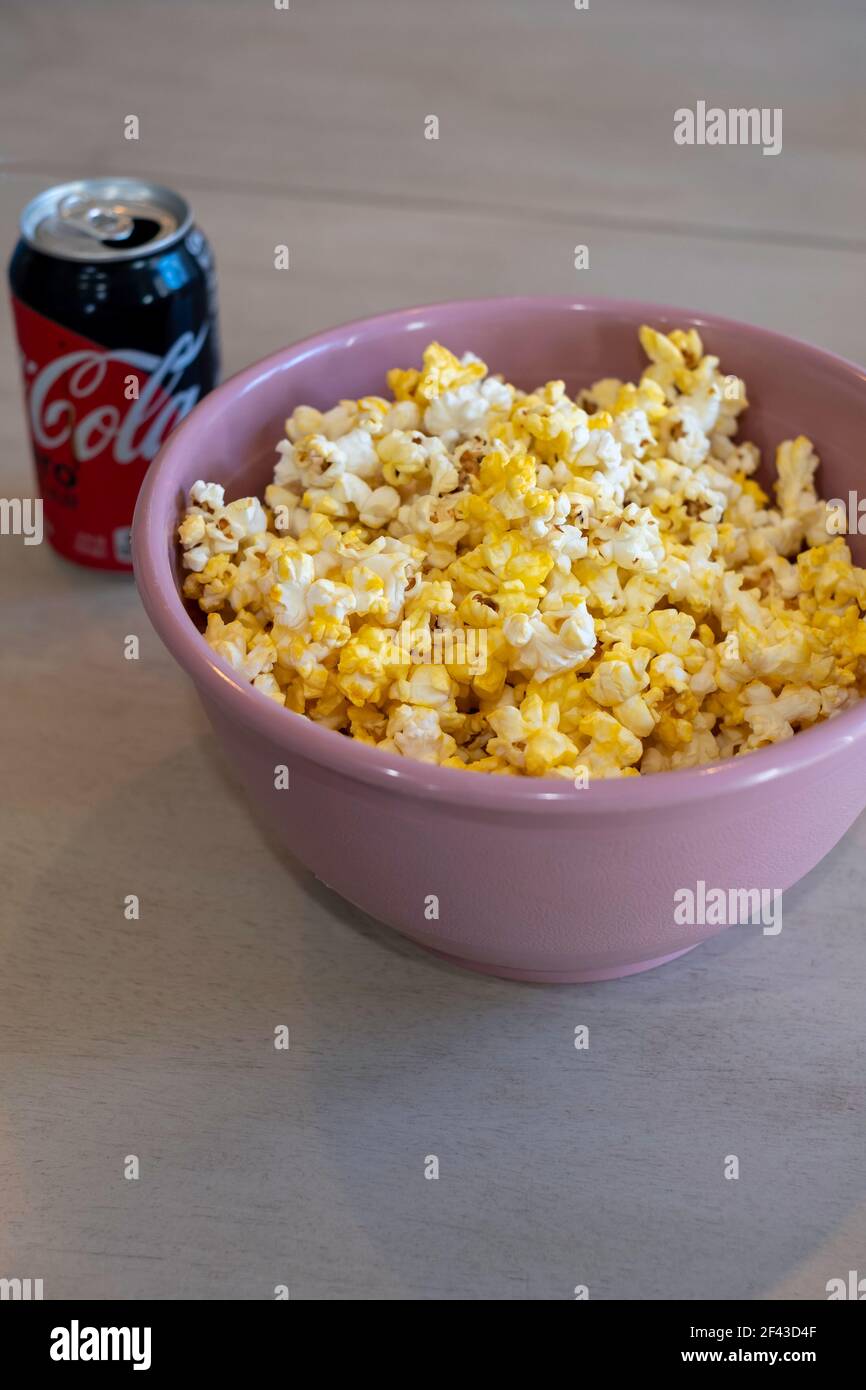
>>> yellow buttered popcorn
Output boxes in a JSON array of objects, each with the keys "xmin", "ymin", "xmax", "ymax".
[{"xmin": 178, "ymin": 331, "xmax": 866, "ymax": 778}]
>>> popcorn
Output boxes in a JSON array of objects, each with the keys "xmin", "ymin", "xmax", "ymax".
[
  {"xmin": 423, "ymin": 376, "xmax": 512, "ymax": 444},
  {"xmin": 503, "ymin": 605, "xmax": 597, "ymax": 678},
  {"xmin": 178, "ymin": 328, "xmax": 866, "ymax": 778},
  {"xmin": 487, "ymin": 694, "xmax": 579, "ymax": 775},
  {"xmin": 179, "ymin": 481, "xmax": 267, "ymax": 572},
  {"xmin": 359, "ymin": 485, "xmax": 401, "ymax": 529},
  {"xmin": 593, "ymin": 504, "xmax": 664, "ymax": 573},
  {"xmin": 381, "ymin": 704, "xmax": 457, "ymax": 763}
]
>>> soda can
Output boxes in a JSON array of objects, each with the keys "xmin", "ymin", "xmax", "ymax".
[{"xmin": 8, "ymin": 178, "xmax": 220, "ymax": 570}]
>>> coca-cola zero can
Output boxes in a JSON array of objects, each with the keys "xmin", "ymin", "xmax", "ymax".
[{"xmin": 8, "ymin": 177, "xmax": 220, "ymax": 569}]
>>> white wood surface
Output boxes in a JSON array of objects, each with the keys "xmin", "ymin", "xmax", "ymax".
[{"xmin": 0, "ymin": 0, "xmax": 864, "ymax": 1301}]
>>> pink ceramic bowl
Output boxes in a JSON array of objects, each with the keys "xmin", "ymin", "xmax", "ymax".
[{"xmin": 133, "ymin": 297, "xmax": 866, "ymax": 982}]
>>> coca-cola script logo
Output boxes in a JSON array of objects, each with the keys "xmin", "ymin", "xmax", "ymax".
[
  {"xmin": 11, "ymin": 295, "xmax": 214, "ymax": 568},
  {"xmin": 28, "ymin": 325, "xmax": 209, "ymax": 467}
]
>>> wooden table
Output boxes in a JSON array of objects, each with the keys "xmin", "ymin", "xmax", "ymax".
[{"xmin": 1, "ymin": 0, "xmax": 863, "ymax": 1300}]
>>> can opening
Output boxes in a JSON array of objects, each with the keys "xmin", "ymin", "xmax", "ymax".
[
  {"xmin": 116, "ymin": 217, "xmax": 163, "ymax": 249},
  {"xmin": 20, "ymin": 179, "xmax": 193, "ymax": 262}
]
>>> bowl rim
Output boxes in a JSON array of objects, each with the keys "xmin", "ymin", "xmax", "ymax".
[{"xmin": 133, "ymin": 293, "xmax": 866, "ymax": 814}]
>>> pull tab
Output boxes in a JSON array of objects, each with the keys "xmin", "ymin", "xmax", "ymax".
[{"xmin": 58, "ymin": 193, "xmax": 135, "ymax": 243}]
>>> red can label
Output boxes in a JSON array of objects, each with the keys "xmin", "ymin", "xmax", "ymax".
[{"xmin": 11, "ymin": 296, "xmax": 209, "ymax": 570}]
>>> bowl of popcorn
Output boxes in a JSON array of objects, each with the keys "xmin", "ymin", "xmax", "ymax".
[{"xmin": 134, "ymin": 298, "xmax": 866, "ymax": 982}]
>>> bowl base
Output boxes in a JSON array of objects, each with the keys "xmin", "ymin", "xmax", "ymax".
[{"xmin": 423, "ymin": 943, "xmax": 700, "ymax": 983}]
